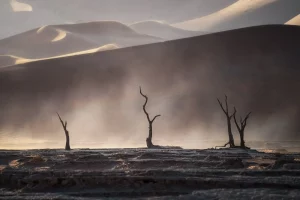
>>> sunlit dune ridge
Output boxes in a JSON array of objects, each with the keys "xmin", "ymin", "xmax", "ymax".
[
  {"xmin": 51, "ymin": 29, "xmax": 67, "ymax": 42},
  {"xmin": 10, "ymin": 0, "xmax": 32, "ymax": 12},
  {"xmin": 130, "ymin": 20, "xmax": 168, "ymax": 26},
  {"xmin": 285, "ymin": 14, "xmax": 300, "ymax": 25},
  {"xmin": 173, "ymin": 0, "xmax": 277, "ymax": 31},
  {"xmin": 37, "ymin": 26, "xmax": 47, "ymax": 34},
  {"xmin": 36, "ymin": 26, "xmax": 67, "ymax": 42},
  {"xmin": 0, "ymin": 44, "xmax": 119, "ymax": 66}
]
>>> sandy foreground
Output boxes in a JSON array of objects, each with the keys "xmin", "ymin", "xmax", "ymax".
[{"xmin": 0, "ymin": 148, "xmax": 300, "ymax": 199}]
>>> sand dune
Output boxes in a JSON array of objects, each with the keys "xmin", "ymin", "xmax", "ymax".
[
  {"xmin": 0, "ymin": 25, "xmax": 299, "ymax": 142},
  {"xmin": 0, "ymin": 44, "xmax": 119, "ymax": 67},
  {"xmin": 130, "ymin": 20, "xmax": 206, "ymax": 40},
  {"xmin": 286, "ymin": 14, "xmax": 300, "ymax": 25},
  {"xmin": 0, "ymin": 0, "xmax": 237, "ymax": 39},
  {"xmin": 173, "ymin": 0, "xmax": 300, "ymax": 32},
  {"xmin": 10, "ymin": 0, "xmax": 32, "ymax": 12},
  {"xmin": 0, "ymin": 21, "xmax": 161, "ymax": 67}
]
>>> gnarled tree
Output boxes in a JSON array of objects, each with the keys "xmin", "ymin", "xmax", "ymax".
[
  {"xmin": 57, "ymin": 112, "xmax": 71, "ymax": 150},
  {"xmin": 139, "ymin": 86, "xmax": 161, "ymax": 148},
  {"xmin": 233, "ymin": 107, "xmax": 251, "ymax": 148},
  {"xmin": 217, "ymin": 95, "xmax": 236, "ymax": 148}
]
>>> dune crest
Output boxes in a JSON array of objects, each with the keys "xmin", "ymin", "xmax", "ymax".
[
  {"xmin": 130, "ymin": 20, "xmax": 205, "ymax": 40},
  {"xmin": 0, "ymin": 44, "xmax": 119, "ymax": 67},
  {"xmin": 130, "ymin": 20, "xmax": 167, "ymax": 26},
  {"xmin": 10, "ymin": 0, "xmax": 33, "ymax": 12},
  {"xmin": 37, "ymin": 26, "xmax": 47, "ymax": 34},
  {"xmin": 285, "ymin": 14, "xmax": 300, "ymax": 25},
  {"xmin": 51, "ymin": 29, "xmax": 67, "ymax": 42},
  {"xmin": 173, "ymin": 0, "xmax": 277, "ymax": 31}
]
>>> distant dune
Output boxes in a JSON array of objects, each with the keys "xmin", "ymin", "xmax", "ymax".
[
  {"xmin": 285, "ymin": 14, "xmax": 300, "ymax": 25},
  {"xmin": 130, "ymin": 20, "xmax": 206, "ymax": 40},
  {"xmin": 1, "ymin": 25, "xmax": 300, "ymax": 142},
  {"xmin": 173, "ymin": 0, "xmax": 300, "ymax": 32},
  {"xmin": 10, "ymin": 0, "xmax": 33, "ymax": 12},
  {"xmin": 0, "ymin": 0, "xmax": 237, "ymax": 39},
  {"xmin": 0, "ymin": 21, "xmax": 161, "ymax": 67}
]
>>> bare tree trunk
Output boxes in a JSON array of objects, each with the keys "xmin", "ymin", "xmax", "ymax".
[
  {"xmin": 217, "ymin": 95, "xmax": 236, "ymax": 147},
  {"xmin": 65, "ymin": 131, "xmax": 71, "ymax": 150},
  {"xmin": 139, "ymin": 87, "xmax": 161, "ymax": 148},
  {"xmin": 146, "ymin": 124, "xmax": 153, "ymax": 148},
  {"xmin": 57, "ymin": 113, "xmax": 71, "ymax": 150},
  {"xmin": 233, "ymin": 107, "xmax": 251, "ymax": 149},
  {"xmin": 226, "ymin": 116, "xmax": 235, "ymax": 147},
  {"xmin": 240, "ymin": 133, "xmax": 245, "ymax": 148}
]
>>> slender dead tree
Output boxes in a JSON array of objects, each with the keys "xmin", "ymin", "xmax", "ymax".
[
  {"xmin": 217, "ymin": 95, "xmax": 236, "ymax": 148},
  {"xmin": 233, "ymin": 107, "xmax": 251, "ymax": 148},
  {"xmin": 57, "ymin": 112, "xmax": 71, "ymax": 150},
  {"xmin": 139, "ymin": 86, "xmax": 161, "ymax": 148}
]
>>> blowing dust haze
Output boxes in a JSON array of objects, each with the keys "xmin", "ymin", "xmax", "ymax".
[
  {"xmin": 0, "ymin": 0, "xmax": 300, "ymax": 150},
  {"xmin": 2, "ymin": 2, "xmax": 300, "ymax": 199}
]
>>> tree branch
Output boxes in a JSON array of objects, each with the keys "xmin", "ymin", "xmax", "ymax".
[
  {"xmin": 217, "ymin": 98, "xmax": 227, "ymax": 115},
  {"xmin": 224, "ymin": 95, "xmax": 229, "ymax": 113},
  {"xmin": 233, "ymin": 107, "xmax": 241, "ymax": 132},
  {"xmin": 151, "ymin": 114, "xmax": 161, "ymax": 123},
  {"xmin": 140, "ymin": 86, "xmax": 151, "ymax": 122},
  {"xmin": 229, "ymin": 107, "xmax": 236, "ymax": 119},
  {"xmin": 57, "ymin": 112, "xmax": 66, "ymax": 129},
  {"xmin": 242, "ymin": 112, "xmax": 251, "ymax": 129}
]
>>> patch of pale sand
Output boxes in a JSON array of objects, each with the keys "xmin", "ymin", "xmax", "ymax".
[
  {"xmin": 285, "ymin": 14, "xmax": 300, "ymax": 25},
  {"xmin": 247, "ymin": 165, "xmax": 266, "ymax": 170},
  {"xmin": 8, "ymin": 159, "xmax": 22, "ymax": 168},
  {"xmin": 51, "ymin": 29, "xmax": 67, "ymax": 42},
  {"xmin": 0, "ymin": 165, "xmax": 6, "ymax": 171},
  {"xmin": 34, "ymin": 166, "xmax": 50, "ymax": 172},
  {"xmin": 173, "ymin": 0, "xmax": 277, "ymax": 31},
  {"xmin": 10, "ymin": 0, "xmax": 32, "ymax": 12},
  {"xmin": 0, "ymin": 43, "xmax": 119, "ymax": 67},
  {"xmin": 260, "ymin": 149, "xmax": 288, "ymax": 153}
]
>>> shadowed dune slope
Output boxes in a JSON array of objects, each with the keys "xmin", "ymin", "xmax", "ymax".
[
  {"xmin": 130, "ymin": 21, "xmax": 207, "ymax": 40},
  {"xmin": 0, "ymin": 25, "xmax": 300, "ymax": 141},
  {"xmin": 173, "ymin": 0, "xmax": 300, "ymax": 32}
]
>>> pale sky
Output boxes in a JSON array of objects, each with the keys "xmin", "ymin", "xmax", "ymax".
[{"xmin": 0, "ymin": 0, "xmax": 299, "ymax": 38}]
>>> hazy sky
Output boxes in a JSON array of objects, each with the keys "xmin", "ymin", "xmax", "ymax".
[{"xmin": 1, "ymin": 0, "xmax": 299, "ymax": 39}]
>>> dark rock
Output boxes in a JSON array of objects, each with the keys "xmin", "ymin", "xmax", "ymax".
[
  {"xmin": 283, "ymin": 163, "xmax": 300, "ymax": 170},
  {"xmin": 204, "ymin": 155, "xmax": 221, "ymax": 161},
  {"xmin": 49, "ymin": 177, "xmax": 58, "ymax": 186},
  {"xmin": 271, "ymin": 156, "xmax": 296, "ymax": 169},
  {"xmin": 61, "ymin": 179, "xmax": 69, "ymax": 186},
  {"xmin": 217, "ymin": 158, "xmax": 244, "ymax": 169}
]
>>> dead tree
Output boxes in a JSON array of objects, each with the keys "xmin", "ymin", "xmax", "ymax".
[
  {"xmin": 57, "ymin": 112, "xmax": 71, "ymax": 150},
  {"xmin": 139, "ymin": 87, "xmax": 161, "ymax": 148},
  {"xmin": 233, "ymin": 107, "xmax": 251, "ymax": 148},
  {"xmin": 217, "ymin": 95, "xmax": 236, "ymax": 148}
]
